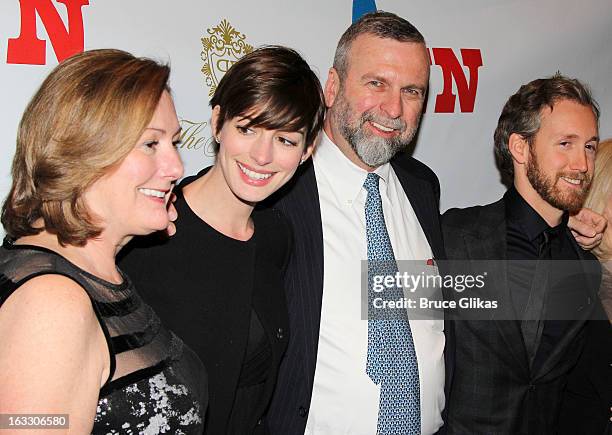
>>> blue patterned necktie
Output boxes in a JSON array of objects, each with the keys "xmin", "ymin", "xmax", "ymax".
[{"xmin": 364, "ymin": 173, "xmax": 420, "ymax": 435}]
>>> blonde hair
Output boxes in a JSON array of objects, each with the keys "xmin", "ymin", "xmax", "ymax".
[
  {"xmin": 2, "ymin": 49, "xmax": 170, "ymax": 246},
  {"xmin": 583, "ymin": 138, "xmax": 612, "ymax": 258}
]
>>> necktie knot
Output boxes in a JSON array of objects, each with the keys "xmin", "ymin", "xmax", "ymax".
[
  {"xmin": 538, "ymin": 230, "xmax": 554, "ymax": 258},
  {"xmin": 363, "ymin": 172, "xmax": 380, "ymax": 194}
]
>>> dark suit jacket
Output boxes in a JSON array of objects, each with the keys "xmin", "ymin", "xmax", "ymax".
[
  {"xmin": 442, "ymin": 198, "xmax": 601, "ymax": 435},
  {"xmin": 263, "ymin": 153, "xmax": 454, "ymax": 434},
  {"xmin": 558, "ymin": 299, "xmax": 612, "ymax": 435}
]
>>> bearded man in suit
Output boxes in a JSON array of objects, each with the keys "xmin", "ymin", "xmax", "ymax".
[
  {"xmin": 442, "ymin": 75, "xmax": 602, "ymax": 434},
  {"xmin": 265, "ymin": 11, "xmax": 452, "ymax": 435}
]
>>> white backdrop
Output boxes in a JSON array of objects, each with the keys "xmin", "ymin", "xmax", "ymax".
[{"xmin": 1, "ymin": 0, "xmax": 611, "ymax": 224}]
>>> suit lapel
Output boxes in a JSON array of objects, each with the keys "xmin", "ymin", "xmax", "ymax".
[
  {"xmin": 272, "ymin": 161, "xmax": 325, "ymax": 387},
  {"xmin": 468, "ymin": 200, "xmax": 530, "ymax": 376},
  {"xmin": 391, "ymin": 160, "xmax": 444, "ymax": 260}
]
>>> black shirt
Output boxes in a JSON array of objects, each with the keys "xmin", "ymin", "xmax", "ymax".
[{"xmin": 504, "ymin": 186, "xmax": 586, "ymax": 370}]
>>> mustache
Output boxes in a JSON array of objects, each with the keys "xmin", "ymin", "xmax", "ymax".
[
  {"xmin": 360, "ymin": 111, "xmax": 406, "ymax": 131},
  {"xmin": 557, "ymin": 172, "xmax": 591, "ymax": 182}
]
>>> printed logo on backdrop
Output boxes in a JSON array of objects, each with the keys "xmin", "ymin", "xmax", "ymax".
[
  {"xmin": 427, "ymin": 48, "xmax": 483, "ymax": 113},
  {"xmin": 201, "ymin": 19, "xmax": 253, "ymax": 97},
  {"xmin": 7, "ymin": 0, "xmax": 89, "ymax": 65},
  {"xmin": 352, "ymin": 0, "xmax": 483, "ymax": 113},
  {"xmin": 178, "ymin": 19, "xmax": 254, "ymax": 157}
]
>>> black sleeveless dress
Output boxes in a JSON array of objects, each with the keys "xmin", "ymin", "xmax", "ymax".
[{"xmin": 0, "ymin": 239, "xmax": 207, "ymax": 434}]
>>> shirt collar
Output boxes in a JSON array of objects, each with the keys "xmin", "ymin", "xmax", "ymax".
[
  {"xmin": 504, "ymin": 185, "xmax": 569, "ymax": 242},
  {"xmin": 313, "ymin": 131, "xmax": 392, "ymax": 202}
]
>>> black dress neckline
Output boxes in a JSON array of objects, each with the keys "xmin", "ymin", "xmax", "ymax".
[
  {"xmin": 177, "ymin": 167, "xmax": 257, "ymax": 246},
  {"xmin": 2, "ymin": 236, "xmax": 129, "ymax": 291}
]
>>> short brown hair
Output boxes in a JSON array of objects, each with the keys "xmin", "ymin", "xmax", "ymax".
[
  {"xmin": 494, "ymin": 74, "xmax": 600, "ymax": 184},
  {"xmin": 2, "ymin": 49, "xmax": 170, "ymax": 246},
  {"xmin": 333, "ymin": 11, "xmax": 425, "ymax": 80},
  {"xmin": 210, "ymin": 45, "xmax": 325, "ymax": 148}
]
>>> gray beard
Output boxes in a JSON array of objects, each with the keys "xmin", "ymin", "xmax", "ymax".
[
  {"xmin": 332, "ymin": 93, "xmax": 417, "ymax": 167},
  {"xmin": 344, "ymin": 122, "xmax": 412, "ymax": 167}
]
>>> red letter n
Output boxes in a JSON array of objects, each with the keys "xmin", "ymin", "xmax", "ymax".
[
  {"xmin": 432, "ymin": 48, "xmax": 483, "ymax": 113},
  {"xmin": 7, "ymin": 0, "xmax": 89, "ymax": 65}
]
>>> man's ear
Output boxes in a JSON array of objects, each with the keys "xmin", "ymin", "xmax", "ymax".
[
  {"xmin": 211, "ymin": 105, "xmax": 221, "ymax": 140},
  {"xmin": 508, "ymin": 133, "xmax": 529, "ymax": 165},
  {"xmin": 324, "ymin": 67, "xmax": 340, "ymax": 109}
]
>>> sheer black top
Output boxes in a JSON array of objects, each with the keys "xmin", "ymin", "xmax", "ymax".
[{"xmin": 0, "ymin": 240, "xmax": 207, "ymax": 434}]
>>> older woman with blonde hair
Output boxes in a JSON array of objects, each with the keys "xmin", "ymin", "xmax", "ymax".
[
  {"xmin": 582, "ymin": 138, "xmax": 612, "ymax": 318},
  {"xmin": 558, "ymin": 138, "xmax": 612, "ymax": 434},
  {"xmin": 0, "ymin": 49, "xmax": 206, "ymax": 433}
]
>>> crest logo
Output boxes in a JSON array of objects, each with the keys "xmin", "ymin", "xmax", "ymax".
[{"xmin": 201, "ymin": 19, "xmax": 253, "ymax": 97}]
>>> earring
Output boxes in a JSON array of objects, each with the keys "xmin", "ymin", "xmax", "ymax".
[{"xmin": 299, "ymin": 157, "xmax": 306, "ymax": 165}]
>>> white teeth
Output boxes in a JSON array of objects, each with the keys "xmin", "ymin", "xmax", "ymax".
[
  {"xmin": 238, "ymin": 163, "xmax": 273, "ymax": 180},
  {"xmin": 561, "ymin": 177, "xmax": 581, "ymax": 185},
  {"xmin": 370, "ymin": 121, "xmax": 395, "ymax": 132},
  {"xmin": 139, "ymin": 188, "xmax": 165, "ymax": 198}
]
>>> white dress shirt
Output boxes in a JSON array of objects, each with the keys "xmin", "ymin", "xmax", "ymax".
[{"xmin": 304, "ymin": 132, "xmax": 445, "ymax": 435}]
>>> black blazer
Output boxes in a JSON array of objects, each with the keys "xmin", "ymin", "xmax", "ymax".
[
  {"xmin": 442, "ymin": 199, "xmax": 601, "ymax": 434},
  {"xmin": 264, "ymin": 154, "xmax": 454, "ymax": 434},
  {"xmin": 119, "ymin": 170, "xmax": 291, "ymax": 435},
  {"xmin": 558, "ymin": 299, "xmax": 612, "ymax": 435}
]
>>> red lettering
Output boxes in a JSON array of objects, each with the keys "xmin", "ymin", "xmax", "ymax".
[
  {"xmin": 7, "ymin": 0, "xmax": 89, "ymax": 65},
  {"xmin": 431, "ymin": 48, "xmax": 483, "ymax": 113}
]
